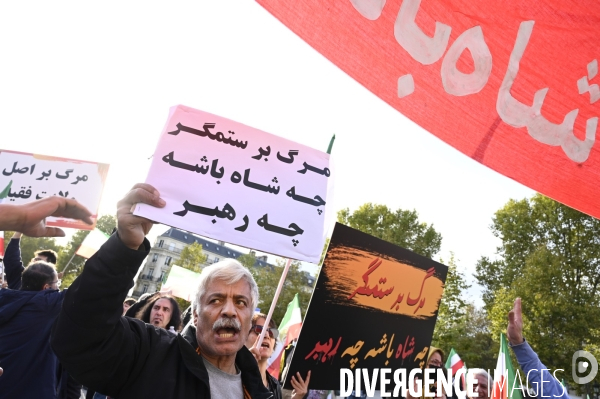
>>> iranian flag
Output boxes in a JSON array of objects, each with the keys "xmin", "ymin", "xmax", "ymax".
[
  {"xmin": 0, "ymin": 180, "xmax": 12, "ymax": 257},
  {"xmin": 162, "ymin": 265, "xmax": 201, "ymax": 301},
  {"xmin": 267, "ymin": 293, "xmax": 303, "ymax": 377},
  {"xmin": 446, "ymin": 348, "xmax": 465, "ymax": 376},
  {"xmin": 446, "ymin": 348, "xmax": 467, "ymax": 399},
  {"xmin": 75, "ymin": 228, "xmax": 110, "ymax": 258},
  {"xmin": 491, "ymin": 333, "xmax": 524, "ymax": 399}
]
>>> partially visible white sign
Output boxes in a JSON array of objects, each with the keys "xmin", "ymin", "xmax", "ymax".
[{"xmin": 0, "ymin": 150, "xmax": 109, "ymax": 230}]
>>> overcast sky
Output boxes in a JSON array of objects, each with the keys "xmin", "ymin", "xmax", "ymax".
[{"xmin": 0, "ymin": 1, "xmax": 535, "ymax": 304}]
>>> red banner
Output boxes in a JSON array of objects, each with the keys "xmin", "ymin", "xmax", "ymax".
[{"xmin": 257, "ymin": 0, "xmax": 600, "ymax": 218}]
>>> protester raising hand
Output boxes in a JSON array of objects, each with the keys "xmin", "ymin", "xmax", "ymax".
[
  {"xmin": 116, "ymin": 183, "xmax": 166, "ymax": 250},
  {"xmin": 505, "ymin": 298, "xmax": 570, "ymax": 399},
  {"xmin": 0, "ymin": 196, "xmax": 93, "ymax": 237},
  {"xmin": 290, "ymin": 370, "xmax": 311, "ymax": 398},
  {"xmin": 507, "ymin": 297, "xmax": 524, "ymax": 345}
]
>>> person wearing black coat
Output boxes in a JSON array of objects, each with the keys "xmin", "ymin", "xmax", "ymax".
[
  {"xmin": 51, "ymin": 184, "xmax": 272, "ymax": 399},
  {"xmin": 0, "ymin": 262, "xmax": 68, "ymax": 399}
]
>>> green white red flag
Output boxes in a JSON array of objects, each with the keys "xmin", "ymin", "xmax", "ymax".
[
  {"xmin": 446, "ymin": 348, "xmax": 466, "ymax": 397},
  {"xmin": 446, "ymin": 348, "xmax": 465, "ymax": 376},
  {"xmin": 162, "ymin": 265, "xmax": 201, "ymax": 301},
  {"xmin": 267, "ymin": 293, "xmax": 303, "ymax": 376},
  {"xmin": 75, "ymin": 228, "xmax": 110, "ymax": 259},
  {"xmin": 491, "ymin": 333, "xmax": 524, "ymax": 399}
]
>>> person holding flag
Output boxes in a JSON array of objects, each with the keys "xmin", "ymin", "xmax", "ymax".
[{"xmin": 501, "ymin": 298, "xmax": 569, "ymax": 399}]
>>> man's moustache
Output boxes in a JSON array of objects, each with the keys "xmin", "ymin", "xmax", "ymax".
[{"xmin": 212, "ymin": 318, "xmax": 241, "ymax": 331}]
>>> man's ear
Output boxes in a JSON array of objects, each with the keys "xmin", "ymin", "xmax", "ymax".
[{"xmin": 192, "ymin": 309, "xmax": 198, "ymax": 325}]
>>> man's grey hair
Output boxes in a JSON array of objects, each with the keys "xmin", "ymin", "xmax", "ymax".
[
  {"xmin": 194, "ymin": 259, "xmax": 259, "ymax": 311},
  {"xmin": 467, "ymin": 368, "xmax": 493, "ymax": 388}
]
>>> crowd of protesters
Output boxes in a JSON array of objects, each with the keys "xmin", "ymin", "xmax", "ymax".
[{"xmin": 0, "ymin": 186, "xmax": 573, "ymax": 399}]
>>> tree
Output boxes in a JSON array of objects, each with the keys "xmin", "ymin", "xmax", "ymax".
[
  {"xmin": 177, "ymin": 242, "xmax": 207, "ymax": 273},
  {"xmin": 2, "ymin": 216, "xmax": 117, "ymax": 288},
  {"xmin": 475, "ymin": 194, "xmax": 600, "ymax": 384},
  {"xmin": 237, "ymin": 253, "xmax": 257, "ymax": 268},
  {"xmin": 2, "ymin": 231, "xmax": 61, "ymax": 267},
  {"xmin": 431, "ymin": 253, "xmax": 471, "ymax": 347},
  {"xmin": 456, "ymin": 304, "xmax": 498, "ymax": 371},
  {"xmin": 249, "ymin": 259, "xmax": 313, "ymax": 324},
  {"xmin": 319, "ymin": 238, "xmax": 331, "ymax": 265},
  {"xmin": 59, "ymin": 215, "xmax": 117, "ymax": 288},
  {"xmin": 173, "ymin": 297, "xmax": 191, "ymax": 314},
  {"xmin": 337, "ymin": 203, "xmax": 442, "ymax": 258},
  {"xmin": 96, "ymin": 215, "xmax": 117, "ymax": 236},
  {"xmin": 238, "ymin": 252, "xmax": 313, "ymax": 323},
  {"xmin": 429, "ymin": 254, "xmax": 498, "ymax": 370}
]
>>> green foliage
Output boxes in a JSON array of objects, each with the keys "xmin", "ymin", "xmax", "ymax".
[
  {"xmin": 3, "ymin": 215, "xmax": 117, "ymax": 289},
  {"xmin": 319, "ymin": 238, "xmax": 330, "ymax": 266},
  {"xmin": 249, "ymin": 259, "xmax": 313, "ymax": 325},
  {"xmin": 174, "ymin": 297, "xmax": 191, "ymax": 313},
  {"xmin": 57, "ymin": 230, "xmax": 88, "ymax": 287},
  {"xmin": 432, "ymin": 303, "xmax": 498, "ymax": 371},
  {"xmin": 458, "ymin": 305, "xmax": 498, "ymax": 371},
  {"xmin": 59, "ymin": 214, "xmax": 117, "ymax": 288},
  {"xmin": 177, "ymin": 242, "xmax": 207, "ymax": 273},
  {"xmin": 3, "ymin": 231, "xmax": 61, "ymax": 267},
  {"xmin": 237, "ymin": 253, "xmax": 257, "ymax": 268},
  {"xmin": 475, "ymin": 194, "xmax": 600, "ymax": 385},
  {"xmin": 337, "ymin": 203, "xmax": 442, "ymax": 258},
  {"xmin": 430, "ymin": 254, "xmax": 498, "ymax": 370},
  {"xmin": 431, "ymin": 253, "xmax": 470, "ymax": 346},
  {"xmin": 96, "ymin": 214, "xmax": 117, "ymax": 236}
]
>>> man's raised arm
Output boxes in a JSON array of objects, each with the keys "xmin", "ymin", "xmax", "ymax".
[
  {"xmin": 507, "ymin": 298, "xmax": 570, "ymax": 399},
  {"xmin": 4, "ymin": 232, "xmax": 24, "ymax": 289},
  {"xmin": 51, "ymin": 184, "xmax": 166, "ymax": 395}
]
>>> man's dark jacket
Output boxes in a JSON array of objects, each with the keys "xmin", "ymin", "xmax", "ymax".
[
  {"xmin": 0, "ymin": 237, "xmax": 81, "ymax": 399},
  {"xmin": 0, "ymin": 288, "xmax": 66, "ymax": 398},
  {"xmin": 51, "ymin": 234, "xmax": 272, "ymax": 399}
]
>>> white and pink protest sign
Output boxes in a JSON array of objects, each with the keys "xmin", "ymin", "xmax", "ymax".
[
  {"xmin": 135, "ymin": 105, "xmax": 333, "ymax": 263},
  {"xmin": 0, "ymin": 150, "xmax": 109, "ymax": 230}
]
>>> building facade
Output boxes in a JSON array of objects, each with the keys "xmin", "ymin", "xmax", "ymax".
[{"xmin": 131, "ymin": 227, "xmax": 272, "ymax": 298}]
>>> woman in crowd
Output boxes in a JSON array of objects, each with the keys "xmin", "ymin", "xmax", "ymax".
[{"xmin": 246, "ymin": 312, "xmax": 310, "ymax": 399}]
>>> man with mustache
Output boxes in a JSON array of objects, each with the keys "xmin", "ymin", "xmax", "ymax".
[{"xmin": 51, "ymin": 184, "xmax": 271, "ymax": 399}]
